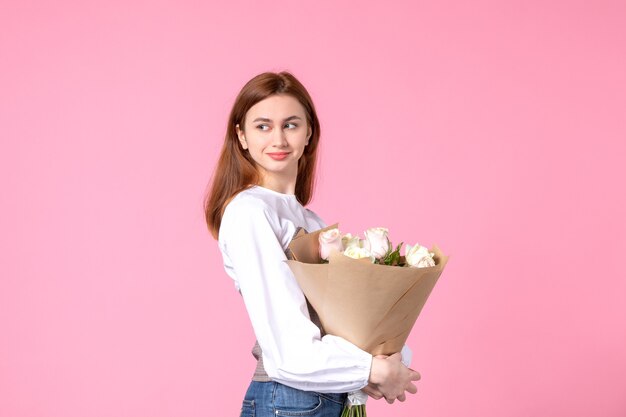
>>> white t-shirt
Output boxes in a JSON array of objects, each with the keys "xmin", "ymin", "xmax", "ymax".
[{"xmin": 217, "ymin": 185, "xmax": 373, "ymax": 392}]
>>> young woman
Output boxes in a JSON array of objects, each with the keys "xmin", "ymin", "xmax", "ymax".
[{"xmin": 205, "ymin": 71, "xmax": 420, "ymax": 417}]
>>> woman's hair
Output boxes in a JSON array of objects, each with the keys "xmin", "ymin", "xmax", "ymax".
[{"xmin": 204, "ymin": 71, "xmax": 321, "ymax": 239}]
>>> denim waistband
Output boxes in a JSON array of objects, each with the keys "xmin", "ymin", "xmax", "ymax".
[{"xmin": 241, "ymin": 380, "xmax": 348, "ymax": 417}]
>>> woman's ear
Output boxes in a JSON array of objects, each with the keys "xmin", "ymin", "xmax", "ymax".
[
  {"xmin": 306, "ymin": 126, "xmax": 312, "ymax": 145},
  {"xmin": 236, "ymin": 124, "xmax": 248, "ymax": 150}
]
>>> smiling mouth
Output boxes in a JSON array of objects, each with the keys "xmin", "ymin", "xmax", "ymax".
[{"xmin": 267, "ymin": 152, "xmax": 290, "ymax": 160}]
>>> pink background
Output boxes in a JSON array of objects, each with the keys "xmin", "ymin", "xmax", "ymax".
[{"xmin": 1, "ymin": 1, "xmax": 625, "ymax": 416}]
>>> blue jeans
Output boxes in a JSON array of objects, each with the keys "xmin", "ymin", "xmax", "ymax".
[{"xmin": 239, "ymin": 381, "xmax": 347, "ymax": 417}]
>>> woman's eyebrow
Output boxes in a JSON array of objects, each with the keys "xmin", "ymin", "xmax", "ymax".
[{"xmin": 252, "ymin": 115, "xmax": 303, "ymax": 123}]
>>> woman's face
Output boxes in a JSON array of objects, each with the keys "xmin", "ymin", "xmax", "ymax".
[{"xmin": 236, "ymin": 94, "xmax": 312, "ymax": 189}]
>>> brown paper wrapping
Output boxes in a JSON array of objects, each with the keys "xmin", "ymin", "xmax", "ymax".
[{"xmin": 286, "ymin": 224, "xmax": 448, "ymax": 356}]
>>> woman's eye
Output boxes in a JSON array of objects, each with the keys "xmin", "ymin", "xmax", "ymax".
[
  {"xmin": 284, "ymin": 123, "xmax": 297, "ymax": 129},
  {"xmin": 256, "ymin": 124, "xmax": 270, "ymax": 131}
]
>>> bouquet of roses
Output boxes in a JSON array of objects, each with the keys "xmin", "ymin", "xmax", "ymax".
[
  {"xmin": 319, "ymin": 227, "xmax": 438, "ymax": 268},
  {"xmin": 285, "ymin": 224, "xmax": 448, "ymax": 417}
]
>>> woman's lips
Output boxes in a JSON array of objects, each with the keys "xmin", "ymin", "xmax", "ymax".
[{"xmin": 267, "ymin": 152, "xmax": 290, "ymax": 161}]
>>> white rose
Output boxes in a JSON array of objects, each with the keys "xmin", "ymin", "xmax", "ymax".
[
  {"xmin": 319, "ymin": 228, "xmax": 344, "ymax": 260},
  {"xmin": 343, "ymin": 246, "xmax": 375, "ymax": 263},
  {"xmin": 405, "ymin": 243, "xmax": 435, "ymax": 268},
  {"xmin": 364, "ymin": 227, "xmax": 390, "ymax": 259},
  {"xmin": 341, "ymin": 233, "xmax": 361, "ymax": 250}
]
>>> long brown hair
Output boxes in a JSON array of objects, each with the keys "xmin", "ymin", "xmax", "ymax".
[{"xmin": 204, "ymin": 71, "xmax": 321, "ymax": 239}]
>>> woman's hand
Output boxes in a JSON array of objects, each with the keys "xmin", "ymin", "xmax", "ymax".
[
  {"xmin": 368, "ymin": 353, "xmax": 420, "ymax": 403},
  {"xmin": 362, "ymin": 354, "xmax": 387, "ymax": 401},
  {"xmin": 361, "ymin": 382, "xmax": 384, "ymax": 400}
]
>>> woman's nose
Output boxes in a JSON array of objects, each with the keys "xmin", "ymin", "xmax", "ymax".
[{"xmin": 271, "ymin": 127, "xmax": 288, "ymax": 147}]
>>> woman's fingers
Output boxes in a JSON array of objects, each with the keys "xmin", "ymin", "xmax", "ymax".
[
  {"xmin": 406, "ymin": 382, "xmax": 418, "ymax": 394},
  {"xmin": 410, "ymin": 370, "xmax": 421, "ymax": 381},
  {"xmin": 361, "ymin": 384, "xmax": 384, "ymax": 400},
  {"xmin": 370, "ymin": 354, "xmax": 422, "ymax": 404}
]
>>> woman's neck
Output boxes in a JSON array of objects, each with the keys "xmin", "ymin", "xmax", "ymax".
[{"xmin": 259, "ymin": 173, "xmax": 297, "ymax": 195}]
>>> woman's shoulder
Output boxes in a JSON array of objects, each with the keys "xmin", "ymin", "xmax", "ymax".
[
  {"xmin": 219, "ymin": 194, "xmax": 278, "ymax": 244},
  {"xmin": 223, "ymin": 188, "xmax": 276, "ymax": 220},
  {"xmin": 221, "ymin": 186, "xmax": 325, "ymax": 235}
]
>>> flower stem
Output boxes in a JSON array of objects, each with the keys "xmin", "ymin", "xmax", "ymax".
[{"xmin": 340, "ymin": 404, "xmax": 367, "ymax": 417}]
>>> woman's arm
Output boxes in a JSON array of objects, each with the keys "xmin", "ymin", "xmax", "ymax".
[{"xmin": 219, "ymin": 198, "xmax": 372, "ymax": 393}]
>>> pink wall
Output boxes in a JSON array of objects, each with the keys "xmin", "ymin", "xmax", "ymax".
[{"xmin": 1, "ymin": 1, "xmax": 625, "ymax": 416}]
